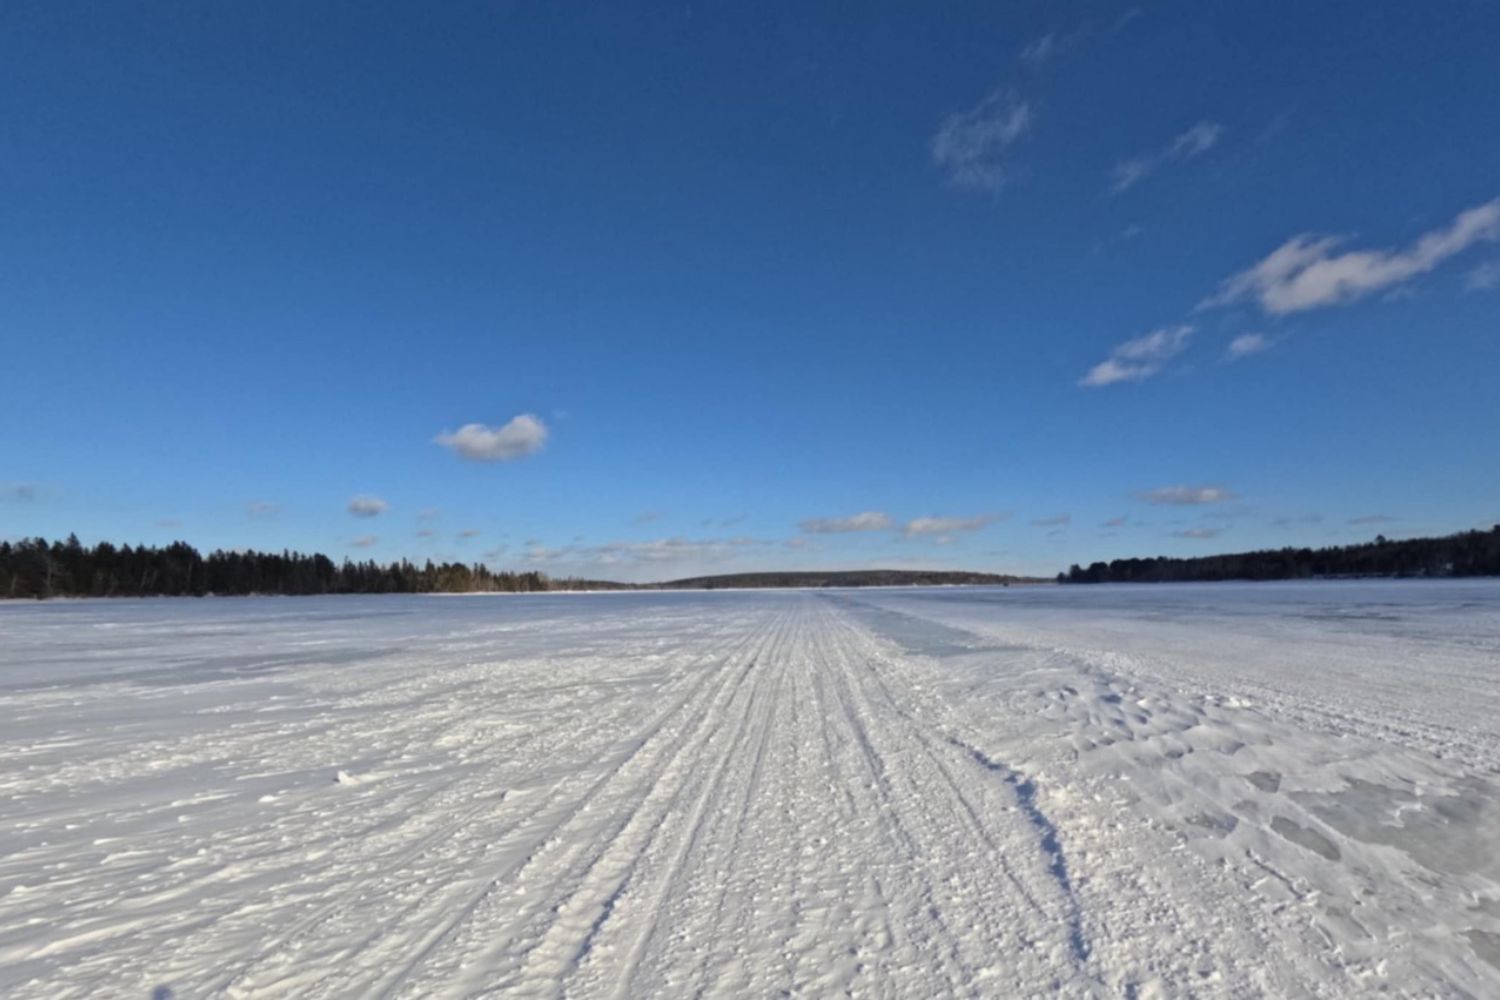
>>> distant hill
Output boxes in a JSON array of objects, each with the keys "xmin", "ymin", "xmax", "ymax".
[
  {"xmin": 656, "ymin": 569, "xmax": 1040, "ymax": 590},
  {"xmin": 1059, "ymin": 525, "xmax": 1500, "ymax": 584}
]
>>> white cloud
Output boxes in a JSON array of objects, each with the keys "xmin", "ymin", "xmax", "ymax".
[
  {"xmin": 435, "ymin": 414, "xmax": 548, "ymax": 462},
  {"xmin": 1079, "ymin": 324, "xmax": 1193, "ymax": 387},
  {"xmin": 351, "ymin": 534, "xmax": 378, "ymax": 548},
  {"xmin": 1019, "ymin": 33, "xmax": 1056, "ymax": 65},
  {"xmin": 800, "ymin": 511, "xmax": 894, "ymax": 534},
  {"xmin": 1225, "ymin": 332, "xmax": 1272, "ymax": 360},
  {"xmin": 1465, "ymin": 259, "xmax": 1500, "ymax": 292},
  {"xmin": 903, "ymin": 513, "xmax": 1002, "ymax": 537},
  {"xmin": 1170, "ymin": 122, "xmax": 1223, "ymax": 158},
  {"xmin": 1139, "ymin": 485, "xmax": 1236, "ymax": 505},
  {"xmin": 1205, "ymin": 198, "xmax": 1500, "ymax": 315},
  {"xmin": 931, "ymin": 90, "xmax": 1032, "ymax": 192},
  {"xmin": 1110, "ymin": 121, "xmax": 1223, "ymax": 194},
  {"xmin": 348, "ymin": 495, "xmax": 388, "ymax": 518}
]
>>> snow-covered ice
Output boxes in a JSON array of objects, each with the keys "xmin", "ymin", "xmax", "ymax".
[{"xmin": 2, "ymin": 582, "xmax": 1498, "ymax": 997}]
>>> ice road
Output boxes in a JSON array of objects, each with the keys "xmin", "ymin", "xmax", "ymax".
[{"xmin": 2, "ymin": 582, "xmax": 1499, "ymax": 998}]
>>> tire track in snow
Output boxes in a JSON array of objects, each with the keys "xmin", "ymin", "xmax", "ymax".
[
  {"xmin": 415, "ymin": 605, "xmax": 793, "ymax": 997},
  {"xmin": 675, "ymin": 620, "xmax": 790, "ymax": 996},
  {"xmin": 811, "ymin": 607, "xmax": 976, "ymax": 990},
  {"xmin": 520, "ymin": 605, "xmax": 798, "ymax": 997},
  {"xmin": 519, "ymin": 623, "xmax": 781, "ymax": 990},
  {"xmin": 223, "ymin": 609, "xmax": 776, "ymax": 999},
  {"xmin": 678, "ymin": 604, "xmax": 916, "ymax": 997},
  {"xmin": 816, "ymin": 597, "xmax": 1095, "ymax": 984},
  {"xmin": 600, "ymin": 602, "xmax": 794, "ymax": 1000},
  {"xmin": 944, "ymin": 735, "xmax": 1089, "ymax": 963},
  {"xmin": 857, "ymin": 650, "xmax": 1079, "ymax": 957}
]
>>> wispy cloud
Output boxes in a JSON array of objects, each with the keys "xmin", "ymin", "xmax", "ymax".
[
  {"xmin": 1019, "ymin": 14, "xmax": 1134, "ymax": 69},
  {"xmin": 457, "ymin": 529, "xmax": 481, "ymax": 539},
  {"xmin": 1030, "ymin": 513, "xmax": 1071, "ymax": 527},
  {"xmin": 1139, "ymin": 485, "xmax": 1236, "ymax": 505},
  {"xmin": 903, "ymin": 513, "xmax": 1003, "ymax": 537},
  {"xmin": 1, "ymin": 482, "xmax": 39, "ymax": 502},
  {"xmin": 1256, "ymin": 111, "xmax": 1292, "ymax": 145},
  {"xmin": 1102, "ymin": 515, "xmax": 1128, "ymax": 528},
  {"xmin": 932, "ymin": 89, "xmax": 1032, "ymax": 192},
  {"xmin": 632, "ymin": 510, "xmax": 664, "ymax": 524},
  {"xmin": 435, "ymin": 414, "xmax": 548, "ymax": 462},
  {"xmin": 1204, "ymin": 198, "xmax": 1500, "ymax": 315},
  {"xmin": 1271, "ymin": 513, "xmax": 1324, "ymax": 527},
  {"xmin": 798, "ymin": 510, "xmax": 1001, "ymax": 539},
  {"xmin": 1018, "ymin": 33, "xmax": 1057, "ymax": 65},
  {"xmin": 246, "ymin": 500, "xmax": 279, "ymax": 518},
  {"xmin": 1225, "ymin": 332, "xmax": 1272, "ymax": 360},
  {"xmin": 1348, "ymin": 514, "xmax": 1396, "ymax": 526},
  {"xmin": 416, "ymin": 528, "xmax": 436, "ymax": 538},
  {"xmin": 351, "ymin": 534, "xmax": 378, "ymax": 548},
  {"xmin": 522, "ymin": 536, "xmax": 768, "ymax": 576},
  {"xmin": 800, "ymin": 511, "xmax": 894, "ymax": 534},
  {"xmin": 1465, "ymin": 259, "xmax": 1500, "ymax": 292},
  {"xmin": 155, "ymin": 518, "xmax": 182, "ymax": 529},
  {"xmin": 1110, "ymin": 122, "xmax": 1223, "ymax": 194},
  {"xmin": 1174, "ymin": 527, "xmax": 1221, "ymax": 539},
  {"xmin": 348, "ymin": 494, "xmax": 388, "ymax": 518},
  {"xmin": 1079, "ymin": 325, "xmax": 1193, "ymax": 387}
]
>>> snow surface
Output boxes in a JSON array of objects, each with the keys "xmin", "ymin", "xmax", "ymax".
[{"xmin": 2, "ymin": 582, "xmax": 1498, "ymax": 998}]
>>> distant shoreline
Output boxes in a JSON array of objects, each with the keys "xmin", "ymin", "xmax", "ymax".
[
  {"xmin": 8, "ymin": 527, "xmax": 1496, "ymax": 600},
  {"xmin": 1059, "ymin": 526, "xmax": 1498, "ymax": 584},
  {"xmin": 14, "ymin": 574, "xmax": 1500, "ymax": 605},
  {"xmin": 0, "ymin": 582, "xmax": 1051, "ymax": 603},
  {"xmin": 0, "ymin": 537, "xmax": 1045, "ymax": 600}
]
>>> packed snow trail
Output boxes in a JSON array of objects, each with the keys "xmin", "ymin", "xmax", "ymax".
[{"xmin": 2, "ymin": 584, "xmax": 1499, "ymax": 997}]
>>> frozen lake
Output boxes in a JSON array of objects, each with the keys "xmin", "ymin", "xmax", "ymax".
[{"xmin": 2, "ymin": 581, "xmax": 1499, "ymax": 997}]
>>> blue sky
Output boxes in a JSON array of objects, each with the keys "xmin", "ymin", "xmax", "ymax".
[{"xmin": 3, "ymin": 2, "xmax": 1498, "ymax": 581}]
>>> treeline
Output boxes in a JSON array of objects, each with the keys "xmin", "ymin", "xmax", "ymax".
[
  {"xmin": 1059, "ymin": 526, "xmax": 1500, "ymax": 584},
  {"xmin": 0, "ymin": 535, "xmax": 609, "ymax": 599}
]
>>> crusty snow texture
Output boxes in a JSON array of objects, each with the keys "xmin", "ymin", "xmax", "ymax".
[{"xmin": 2, "ymin": 582, "xmax": 1498, "ymax": 998}]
